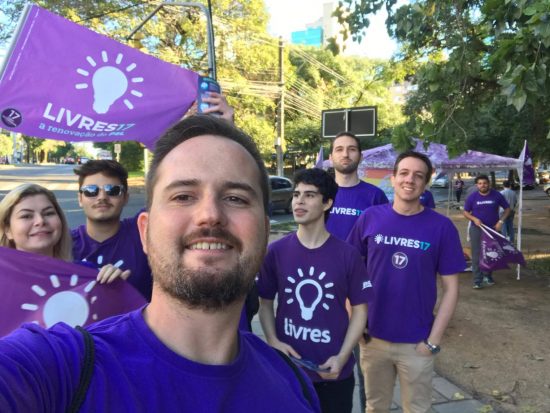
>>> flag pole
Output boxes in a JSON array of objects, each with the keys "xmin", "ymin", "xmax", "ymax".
[{"xmin": 516, "ymin": 140, "xmax": 527, "ymax": 280}]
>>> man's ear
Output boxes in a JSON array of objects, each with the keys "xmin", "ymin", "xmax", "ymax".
[
  {"xmin": 78, "ymin": 192, "xmax": 83, "ymax": 208},
  {"xmin": 323, "ymin": 198, "xmax": 334, "ymax": 212},
  {"xmin": 137, "ymin": 211, "xmax": 149, "ymax": 254}
]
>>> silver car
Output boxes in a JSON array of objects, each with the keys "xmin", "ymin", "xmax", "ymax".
[{"xmin": 269, "ymin": 176, "xmax": 293, "ymax": 213}]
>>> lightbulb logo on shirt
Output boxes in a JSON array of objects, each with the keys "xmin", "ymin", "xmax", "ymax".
[
  {"xmin": 75, "ymin": 51, "xmax": 144, "ymax": 114},
  {"xmin": 285, "ymin": 266, "xmax": 335, "ymax": 321},
  {"xmin": 21, "ymin": 274, "xmax": 100, "ymax": 328},
  {"xmin": 282, "ymin": 266, "xmax": 333, "ymax": 343}
]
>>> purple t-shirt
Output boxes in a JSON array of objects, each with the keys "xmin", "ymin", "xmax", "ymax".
[
  {"xmin": 72, "ymin": 212, "xmax": 152, "ymax": 300},
  {"xmin": 346, "ymin": 204, "xmax": 466, "ymax": 343},
  {"xmin": 0, "ymin": 308, "xmax": 320, "ymax": 412},
  {"xmin": 420, "ymin": 190, "xmax": 435, "ymax": 209},
  {"xmin": 464, "ymin": 189, "xmax": 510, "ymax": 227},
  {"xmin": 257, "ymin": 233, "xmax": 373, "ymax": 382},
  {"xmin": 326, "ymin": 181, "xmax": 389, "ymax": 240}
]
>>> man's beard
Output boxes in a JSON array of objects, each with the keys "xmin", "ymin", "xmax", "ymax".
[
  {"xmin": 333, "ymin": 159, "xmax": 359, "ymax": 174},
  {"xmin": 147, "ymin": 227, "xmax": 265, "ymax": 311}
]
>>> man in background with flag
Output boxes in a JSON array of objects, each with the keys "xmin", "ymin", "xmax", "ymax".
[{"xmin": 463, "ymin": 175, "xmax": 511, "ymax": 289}]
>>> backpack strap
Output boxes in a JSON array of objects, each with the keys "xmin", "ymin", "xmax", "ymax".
[
  {"xmin": 66, "ymin": 326, "xmax": 95, "ymax": 413},
  {"xmin": 274, "ymin": 349, "xmax": 315, "ymax": 408}
]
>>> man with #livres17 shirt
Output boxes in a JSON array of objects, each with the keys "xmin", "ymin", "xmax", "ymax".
[
  {"xmin": 347, "ymin": 151, "xmax": 465, "ymax": 413},
  {"xmin": 463, "ymin": 174, "xmax": 510, "ymax": 289}
]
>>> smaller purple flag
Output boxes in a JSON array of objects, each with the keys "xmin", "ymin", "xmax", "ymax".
[
  {"xmin": 315, "ymin": 145, "xmax": 324, "ymax": 169},
  {"xmin": 479, "ymin": 225, "xmax": 526, "ymax": 272},
  {"xmin": 520, "ymin": 141, "xmax": 535, "ymax": 186},
  {"xmin": 0, "ymin": 246, "xmax": 146, "ymax": 338}
]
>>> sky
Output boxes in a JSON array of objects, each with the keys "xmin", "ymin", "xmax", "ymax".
[{"xmin": 264, "ymin": 0, "xmax": 400, "ymax": 59}]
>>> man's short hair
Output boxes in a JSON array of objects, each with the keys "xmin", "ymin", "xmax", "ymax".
[
  {"xmin": 330, "ymin": 132, "xmax": 361, "ymax": 153},
  {"xmin": 475, "ymin": 174, "xmax": 489, "ymax": 184},
  {"xmin": 74, "ymin": 160, "xmax": 128, "ymax": 190},
  {"xmin": 393, "ymin": 150, "xmax": 433, "ymax": 184},
  {"xmin": 147, "ymin": 115, "xmax": 269, "ymax": 213},
  {"xmin": 503, "ymin": 180, "xmax": 511, "ymax": 188},
  {"xmin": 293, "ymin": 168, "xmax": 338, "ymax": 222}
]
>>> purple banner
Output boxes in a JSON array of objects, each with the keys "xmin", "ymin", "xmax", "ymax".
[
  {"xmin": 480, "ymin": 226, "xmax": 526, "ymax": 272},
  {"xmin": 0, "ymin": 5, "xmax": 199, "ymax": 149},
  {"xmin": 521, "ymin": 141, "xmax": 535, "ymax": 186},
  {"xmin": 0, "ymin": 246, "xmax": 146, "ymax": 337}
]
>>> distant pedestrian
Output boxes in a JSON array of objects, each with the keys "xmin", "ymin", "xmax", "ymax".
[
  {"xmin": 454, "ymin": 175, "xmax": 465, "ymax": 202},
  {"xmin": 500, "ymin": 181, "xmax": 518, "ymax": 243}
]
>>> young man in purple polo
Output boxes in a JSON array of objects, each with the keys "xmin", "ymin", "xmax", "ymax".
[
  {"xmin": 463, "ymin": 175, "xmax": 510, "ymax": 288},
  {"xmin": 347, "ymin": 151, "xmax": 465, "ymax": 413},
  {"xmin": 0, "ymin": 115, "xmax": 321, "ymax": 412},
  {"xmin": 258, "ymin": 168, "xmax": 371, "ymax": 413}
]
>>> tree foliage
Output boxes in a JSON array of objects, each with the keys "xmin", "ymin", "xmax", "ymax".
[
  {"xmin": 1, "ymin": 0, "xmax": 407, "ymax": 168},
  {"xmin": 336, "ymin": 0, "xmax": 550, "ymax": 162}
]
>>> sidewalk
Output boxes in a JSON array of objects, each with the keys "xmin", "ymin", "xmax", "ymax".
[{"xmin": 251, "ymin": 315, "xmax": 488, "ymax": 413}]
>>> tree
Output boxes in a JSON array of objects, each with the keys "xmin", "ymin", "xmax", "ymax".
[
  {"xmin": 0, "ymin": 0, "xmax": 407, "ymax": 168},
  {"xmin": 335, "ymin": 0, "xmax": 550, "ymax": 162}
]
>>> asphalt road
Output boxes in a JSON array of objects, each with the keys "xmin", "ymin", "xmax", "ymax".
[
  {"xmin": 0, "ymin": 164, "xmax": 145, "ymax": 229},
  {"xmin": 0, "ymin": 164, "xmax": 457, "ymax": 229}
]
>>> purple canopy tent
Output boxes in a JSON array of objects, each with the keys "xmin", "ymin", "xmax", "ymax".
[{"xmin": 323, "ymin": 139, "xmax": 527, "ymax": 278}]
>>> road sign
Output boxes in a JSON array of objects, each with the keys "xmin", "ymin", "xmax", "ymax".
[
  {"xmin": 322, "ymin": 106, "xmax": 377, "ymax": 138},
  {"xmin": 114, "ymin": 143, "xmax": 122, "ymax": 154}
]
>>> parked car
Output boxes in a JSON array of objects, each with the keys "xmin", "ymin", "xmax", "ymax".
[
  {"xmin": 269, "ymin": 175, "xmax": 293, "ymax": 214},
  {"xmin": 430, "ymin": 173, "xmax": 449, "ymax": 188},
  {"xmin": 544, "ymin": 183, "xmax": 550, "ymax": 197},
  {"xmin": 64, "ymin": 157, "xmax": 75, "ymax": 164},
  {"xmin": 78, "ymin": 157, "xmax": 90, "ymax": 164}
]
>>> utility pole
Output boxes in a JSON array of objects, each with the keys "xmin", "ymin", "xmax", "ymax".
[{"xmin": 276, "ymin": 37, "xmax": 285, "ymax": 177}]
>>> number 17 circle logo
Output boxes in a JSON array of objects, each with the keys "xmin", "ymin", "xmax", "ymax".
[{"xmin": 392, "ymin": 252, "xmax": 408, "ymax": 269}]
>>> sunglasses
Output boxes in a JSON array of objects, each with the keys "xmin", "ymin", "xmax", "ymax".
[{"xmin": 79, "ymin": 184, "xmax": 125, "ymax": 198}]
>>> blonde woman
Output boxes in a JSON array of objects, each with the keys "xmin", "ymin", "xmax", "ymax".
[{"xmin": 0, "ymin": 183, "xmax": 129, "ymax": 283}]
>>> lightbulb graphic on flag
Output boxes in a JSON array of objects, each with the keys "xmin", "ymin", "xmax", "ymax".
[
  {"xmin": 75, "ymin": 50, "xmax": 144, "ymax": 114},
  {"xmin": 284, "ymin": 266, "xmax": 335, "ymax": 321},
  {"xmin": 20, "ymin": 274, "xmax": 99, "ymax": 327}
]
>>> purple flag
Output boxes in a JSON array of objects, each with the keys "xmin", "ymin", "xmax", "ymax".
[
  {"xmin": 520, "ymin": 141, "xmax": 535, "ymax": 185},
  {"xmin": 0, "ymin": 246, "xmax": 146, "ymax": 337},
  {"xmin": 315, "ymin": 145, "xmax": 324, "ymax": 169},
  {"xmin": 479, "ymin": 225, "xmax": 526, "ymax": 272},
  {"xmin": 0, "ymin": 5, "xmax": 198, "ymax": 149}
]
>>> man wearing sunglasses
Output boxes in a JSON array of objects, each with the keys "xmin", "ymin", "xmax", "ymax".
[{"xmin": 72, "ymin": 160, "xmax": 153, "ymax": 300}]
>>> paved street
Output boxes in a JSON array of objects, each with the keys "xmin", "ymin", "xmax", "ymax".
[{"xmin": 0, "ymin": 164, "xmax": 145, "ymax": 228}]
